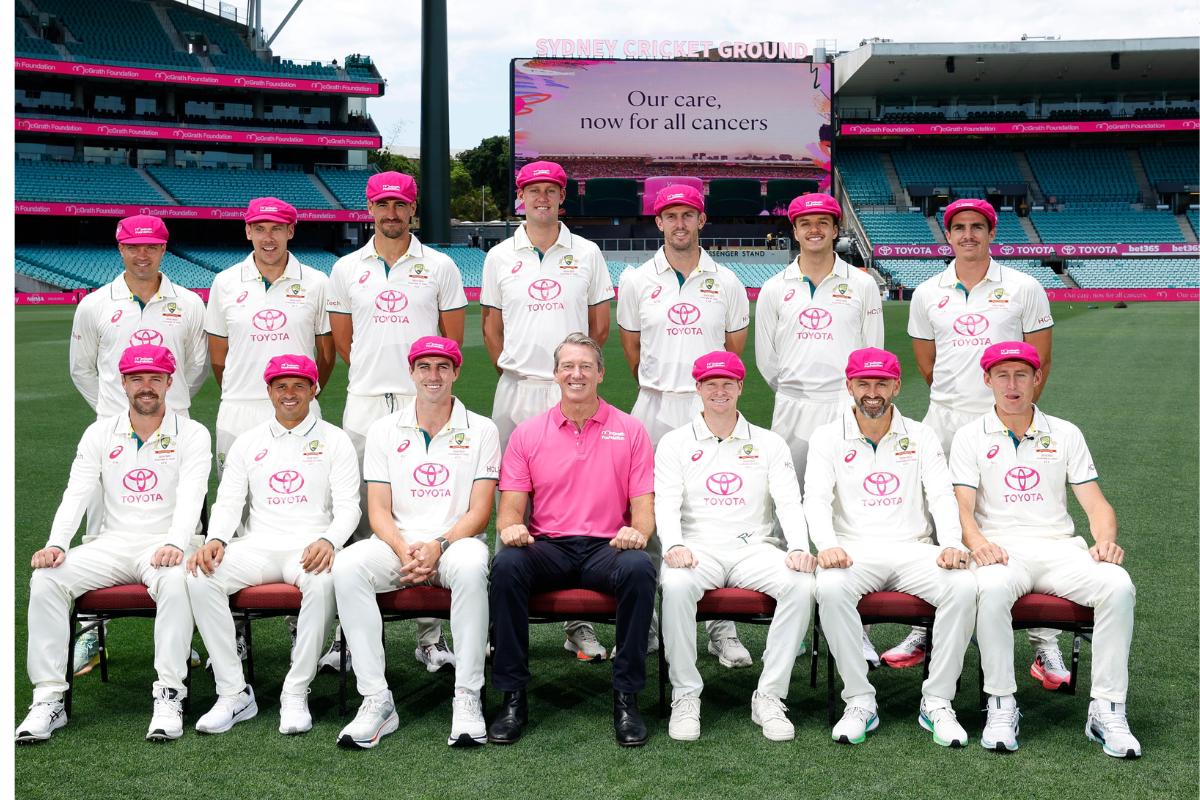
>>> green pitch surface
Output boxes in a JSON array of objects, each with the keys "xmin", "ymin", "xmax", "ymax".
[{"xmin": 14, "ymin": 303, "xmax": 1199, "ymax": 800}]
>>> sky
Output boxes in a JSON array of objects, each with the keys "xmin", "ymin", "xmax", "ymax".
[{"xmin": 233, "ymin": 2, "xmax": 1195, "ymax": 149}]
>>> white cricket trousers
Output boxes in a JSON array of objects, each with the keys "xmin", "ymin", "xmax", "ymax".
[
  {"xmin": 816, "ymin": 541, "xmax": 976, "ymax": 707},
  {"xmin": 492, "ymin": 373, "xmax": 560, "ymax": 450},
  {"xmin": 186, "ymin": 540, "xmax": 335, "ymax": 697},
  {"xmin": 215, "ymin": 398, "xmax": 321, "ymax": 478},
  {"xmin": 631, "ymin": 387, "xmax": 701, "ymax": 448},
  {"xmin": 27, "ymin": 535, "xmax": 193, "ymax": 702},
  {"xmin": 332, "ymin": 536, "xmax": 489, "ymax": 696},
  {"xmin": 661, "ymin": 542, "xmax": 813, "ymax": 701},
  {"xmin": 770, "ymin": 393, "xmax": 845, "ymax": 486},
  {"xmin": 974, "ymin": 535, "xmax": 1135, "ymax": 703}
]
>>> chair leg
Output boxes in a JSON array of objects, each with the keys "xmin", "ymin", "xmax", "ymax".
[
  {"xmin": 1068, "ymin": 631, "xmax": 1082, "ymax": 696},
  {"xmin": 826, "ymin": 647, "xmax": 836, "ymax": 727},
  {"xmin": 243, "ymin": 615, "xmax": 255, "ymax": 685},
  {"xmin": 65, "ymin": 610, "xmax": 78, "ymax": 718},
  {"xmin": 98, "ymin": 615, "xmax": 109, "ymax": 683},
  {"xmin": 339, "ymin": 627, "xmax": 348, "ymax": 717},
  {"xmin": 657, "ymin": 616, "xmax": 667, "ymax": 719},
  {"xmin": 921, "ymin": 623, "xmax": 932, "ymax": 682},
  {"xmin": 809, "ymin": 619, "xmax": 821, "ymax": 689}
]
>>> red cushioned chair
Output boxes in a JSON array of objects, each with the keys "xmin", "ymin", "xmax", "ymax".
[
  {"xmin": 656, "ymin": 588, "xmax": 777, "ymax": 716},
  {"xmin": 67, "ymin": 584, "xmax": 191, "ymax": 716},
  {"xmin": 229, "ymin": 583, "xmax": 303, "ymax": 686},
  {"xmin": 810, "ymin": 591, "xmax": 936, "ymax": 725},
  {"xmin": 976, "ymin": 593, "xmax": 1095, "ymax": 708}
]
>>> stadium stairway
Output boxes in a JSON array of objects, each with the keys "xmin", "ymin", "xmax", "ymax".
[
  {"xmin": 137, "ymin": 167, "xmax": 177, "ymax": 205},
  {"xmin": 310, "ymin": 175, "xmax": 343, "ymax": 209},
  {"xmin": 1178, "ymin": 215, "xmax": 1198, "ymax": 243},
  {"xmin": 1126, "ymin": 149, "xmax": 1155, "ymax": 205},
  {"xmin": 148, "ymin": 2, "xmax": 190, "ymax": 55},
  {"xmin": 924, "ymin": 216, "xmax": 946, "ymax": 243},
  {"xmin": 1018, "ymin": 215, "xmax": 1041, "ymax": 243},
  {"xmin": 1014, "ymin": 152, "xmax": 1045, "ymax": 204},
  {"xmin": 881, "ymin": 152, "xmax": 908, "ymax": 209}
]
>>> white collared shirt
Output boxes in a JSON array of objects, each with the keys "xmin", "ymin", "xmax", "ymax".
[
  {"xmin": 616, "ymin": 248, "xmax": 750, "ymax": 392},
  {"xmin": 204, "ymin": 253, "xmax": 332, "ymax": 402},
  {"xmin": 362, "ymin": 398, "xmax": 500, "ymax": 543},
  {"xmin": 950, "ymin": 405, "xmax": 1097, "ymax": 540},
  {"xmin": 908, "ymin": 259, "xmax": 1053, "ymax": 413},
  {"xmin": 70, "ymin": 272, "xmax": 208, "ymax": 416},
  {"xmin": 655, "ymin": 413, "xmax": 808, "ymax": 553},
  {"xmin": 207, "ymin": 412, "xmax": 360, "ymax": 548},
  {"xmin": 327, "ymin": 234, "xmax": 467, "ymax": 396},
  {"xmin": 755, "ymin": 256, "xmax": 884, "ymax": 400},
  {"xmin": 47, "ymin": 411, "xmax": 211, "ymax": 552},
  {"xmin": 480, "ymin": 223, "xmax": 613, "ymax": 379},
  {"xmin": 804, "ymin": 405, "xmax": 962, "ymax": 551}
]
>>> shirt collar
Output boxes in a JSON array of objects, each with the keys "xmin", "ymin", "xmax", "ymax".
[
  {"xmin": 551, "ymin": 397, "xmax": 611, "ymax": 429},
  {"xmin": 268, "ymin": 411, "xmax": 320, "ymax": 438},
  {"xmin": 240, "ymin": 252, "xmax": 303, "ymax": 283},
  {"xmin": 840, "ymin": 404, "xmax": 909, "ymax": 441},
  {"xmin": 514, "ymin": 222, "xmax": 571, "ymax": 253},
  {"xmin": 783, "ymin": 255, "xmax": 850, "ymax": 283},
  {"xmin": 112, "ymin": 410, "xmax": 181, "ymax": 441},
  {"xmin": 396, "ymin": 397, "xmax": 470, "ymax": 433},
  {"xmin": 652, "ymin": 246, "xmax": 716, "ymax": 276},
  {"xmin": 110, "ymin": 272, "xmax": 177, "ymax": 301},
  {"xmin": 690, "ymin": 412, "xmax": 751, "ymax": 442},
  {"xmin": 363, "ymin": 233, "xmax": 425, "ymax": 262},
  {"xmin": 983, "ymin": 404, "xmax": 1051, "ymax": 437},
  {"xmin": 938, "ymin": 258, "xmax": 1002, "ymax": 288}
]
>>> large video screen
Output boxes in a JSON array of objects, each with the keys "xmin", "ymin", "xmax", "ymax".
[{"xmin": 511, "ymin": 58, "xmax": 832, "ymax": 213}]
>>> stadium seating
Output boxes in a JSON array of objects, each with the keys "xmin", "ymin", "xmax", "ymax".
[
  {"xmin": 315, "ymin": 167, "xmax": 375, "ymax": 209},
  {"xmin": 148, "ymin": 166, "xmax": 335, "ymax": 209},
  {"xmin": 835, "ymin": 150, "xmax": 893, "ymax": 205},
  {"xmin": 891, "ymin": 147, "xmax": 1024, "ymax": 197},
  {"xmin": 16, "ymin": 159, "xmax": 164, "ymax": 205},
  {"xmin": 35, "ymin": 0, "xmax": 200, "ymax": 69},
  {"xmin": 1031, "ymin": 209, "xmax": 1184, "ymax": 243},
  {"xmin": 16, "ymin": 245, "xmax": 215, "ymax": 289},
  {"xmin": 993, "ymin": 212, "xmax": 1030, "ymax": 244},
  {"xmin": 876, "ymin": 259, "xmax": 947, "ymax": 288},
  {"xmin": 1188, "ymin": 210, "xmax": 1199, "ymax": 237},
  {"xmin": 15, "ymin": 16, "xmax": 60, "ymax": 57},
  {"xmin": 706, "ymin": 179, "xmax": 763, "ymax": 216},
  {"xmin": 765, "ymin": 179, "xmax": 820, "ymax": 214},
  {"xmin": 582, "ymin": 178, "xmax": 639, "ymax": 216},
  {"xmin": 427, "ymin": 244, "xmax": 484, "ymax": 287},
  {"xmin": 1139, "ymin": 144, "xmax": 1199, "ymax": 187},
  {"xmin": 166, "ymin": 4, "xmax": 336, "ymax": 78},
  {"xmin": 16, "ymin": 256, "xmax": 90, "ymax": 290},
  {"xmin": 858, "ymin": 211, "xmax": 938, "ymax": 244},
  {"xmin": 1026, "ymin": 146, "xmax": 1139, "ymax": 202},
  {"xmin": 1067, "ymin": 259, "xmax": 1198, "ymax": 289}
]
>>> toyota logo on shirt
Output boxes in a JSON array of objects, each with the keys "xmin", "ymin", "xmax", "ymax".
[
  {"xmin": 797, "ymin": 307, "xmax": 832, "ymax": 330},
  {"xmin": 527, "ymin": 279, "xmax": 562, "ymax": 301},
  {"xmin": 253, "ymin": 309, "xmax": 288, "ymax": 331},
  {"xmin": 129, "ymin": 329, "xmax": 164, "ymax": 346},
  {"xmin": 413, "ymin": 462, "xmax": 450, "ymax": 486},
  {"xmin": 667, "ymin": 303, "xmax": 701, "ymax": 326},
  {"xmin": 123, "ymin": 468, "xmax": 158, "ymax": 492},
  {"xmin": 862, "ymin": 471, "xmax": 899, "ymax": 496},
  {"xmin": 375, "ymin": 289, "xmax": 409, "ymax": 313},
  {"xmin": 952, "ymin": 313, "xmax": 989, "ymax": 337},
  {"xmin": 269, "ymin": 470, "xmax": 305, "ymax": 494},
  {"xmin": 1004, "ymin": 466, "xmax": 1041, "ymax": 492},
  {"xmin": 706, "ymin": 472, "xmax": 743, "ymax": 495}
]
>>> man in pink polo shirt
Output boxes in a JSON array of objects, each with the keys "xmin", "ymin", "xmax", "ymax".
[{"xmin": 487, "ymin": 333, "xmax": 657, "ymax": 748}]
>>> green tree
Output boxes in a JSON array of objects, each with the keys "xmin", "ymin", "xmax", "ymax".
[
  {"xmin": 457, "ymin": 135, "xmax": 510, "ymax": 211},
  {"xmin": 367, "ymin": 149, "xmax": 420, "ymax": 182}
]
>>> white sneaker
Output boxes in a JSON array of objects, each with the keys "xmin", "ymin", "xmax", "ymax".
[
  {"xmin": 1031, "ymin": 646, "xmax": 1071, "ymax": 690},
  {"xmin": 862, "ymin": 631, "xmax": 883, "ymax": 669},
  {"xmin": 415, "ymin": 636, "xmax": 456, "ymax": 673},
  {"xmin": 751, "ymin": 691, "xmax": 795, "ymax": 742},
  {"xmin": 832, "ymin": 704, "xmax": 879, "ymax": 744},
  {"xmin": 448, "ymin": 688, "xmax": 486, "ymax": 747},
  {"xmin": 337, "ymin": 691, "xmax": 399, "ymax": 750},
  {"xmin": 1086, "ymin": 700, "xmax": 1142, "ymax": 758},
  {"xmin": 189, "ymin": 648, "xmax": 201, "ymax": 668},
  {"xmin": 564, "ymin": 625, "xmax": 607, "ymax": 662},
  {"xmin": 318, "ymin": 636, "xmax": 351, "ymax": 675},
  {"xmin": 880, "ymin": 628, "xmax": 926, "ymax": 669},
  {"xmin": 205, "ymin": 634, "xmax": 249, "ymax": 670},
  {"xmin": 195, "ymin": 686, "xmax": 257, "ymax": 734},
  {"xmin": 918, "ymin": 698, "xmax": 968, "ymax": 747},
  {"xmin": 279, "ymin": 690, "xmax": 312, "ymax": 735},
  {"xmin": 15, "ymin": 699, "xmax": 67, "ymax": 742},
  {"xmin": 981, "ymin": 694, "xmax": 1020, "ymax": 752},
  {"xmin": 146, "ymin": 688, "xmax": 184, "ymax": 741},
  {"xmin": 646, "ymin": 611, "xmax": 660, "ymax": 654},
  {"xmin": 73, "ymin": 629, "xmax": 101, "ymax": 676},
  {"xmin": 707, "ymin": 636, "xmax": 752, "ymax": 668},
  {"xmin": 668, "ymin": 695, "xmax": 701, "ymax": 741}
]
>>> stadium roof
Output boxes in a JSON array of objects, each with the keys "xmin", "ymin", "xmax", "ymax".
[{"xmin": 835, "ymin": 37, "xmax": 1199, "ymax": 95}]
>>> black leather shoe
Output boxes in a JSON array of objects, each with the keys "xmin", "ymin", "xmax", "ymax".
[
  {"xmin": 487, "ymin": 690, "xmax": 527, "ymax": 744},
  {"xmin": 613, "ymin": 690, "xmax": 648, "ymax": 747}
]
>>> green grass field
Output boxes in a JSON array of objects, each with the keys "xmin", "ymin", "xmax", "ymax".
[{"xmin": 13, "ymin": 302, "xmax": 1199, "ymax": 800}]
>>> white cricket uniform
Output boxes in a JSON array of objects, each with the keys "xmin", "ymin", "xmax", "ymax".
[
  {"xmin": 333, "ymin": 399, "xmax": 500, "ymax": 696},
  {"xmin": 187, "ymin": 412, "xmax": 359, "ymax": 697},
  {"xmin": 908, "ymin": 260, "xmax": 1053, "ymax": 452},
  {"xmin": 755, "ymin": 257, "xmax": 883, "ymax": 481},
  {"xmin": 481, "ymin": 223, "xmax": 613, "ymax": 448},
  {"xmin": 951, "ymin": 407, "xmax": 1134, "ymax": 702},
  {"xmin": 655, "ymin": 414, "xmax": 813, "ymax": 700},
  {"xmin": 617, "ymin": 248, "xmax": 751, "ymax": 446},
  {"xmin": 28, "ymin": 411, "xmax": 210, "ymax": 702},
  {"xmin": 204, "ymin": 253, "xmax": 330, "ymax": 470},
  {"xmin": 805, "ymin": 407, "xmax": 974, "ymax": 707}
]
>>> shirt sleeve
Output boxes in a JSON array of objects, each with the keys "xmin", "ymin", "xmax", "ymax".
[
  {"xmin": 320, "ymin": 429, "xmax": 362, "ymax": 548},
  {"xmin": 166, "ymin": 421, "xmax": 212, "ymax": 551},
  {"xmin": 439, "ymin": 256, "xmax": 469, "ymax": 311},
  {"xmin": 361, "ymin": 418, "xmax": 390, "ymax": 483},
  {"xmin": 498, "ymin": 426, "xmax": 532, "ymax": 493},
  {"xmin": 46, "ymin": 423, "xmax": 105, "ymax": 551},
  {"xmin": 948, "ymin": 426, "xmax": 979, "ymax": 488},
  {"xmin": 1021, "ymin": 284, "xmax": 1054, "ymax": 333},
  {"xmin": 862, "ymin": 277, "xmax": 885, "ymax": 348},
  {"xmin": 1066, "ymin": 425, "xmax": 1099, "ymax": 484},
  {"xmin": 479, "ymin": 249, "xmax": 502, "ymax": 309},
  {"xmin": 326, "ymin": 262, "xmax": 350, "ymax": 314},
  {"xmin": 68, "ymin": 300, "xmax": 100, "ymax": 411},
  {"xmin": 919, "ymin": 431, "xmax": 963, "ymax": 550},
  {"xmin": 907, "ymin": 285, "xmax": 933, "ymax": 340},
  {"xmin": 626, "ymin": 420, "xmax": 655, "ymax": 498},
  {"xmin": 802, "ymin": 428, "xmax": 839, "ymax": 552},
  {"xmin": 206, "ymin": 436, "xmax": 250, "ymax": 543},
  {"xmin": 203, "ymin": 278, "xmax": 228, "ymax": 337},
  {"xmin": 768, "ymin": 439, "xmax": 809, "ymax": 553},
  {"xmin": 587, "ymin": 248, "xmax": 616, "ymax": 305},
  {"xmin": 725, "ymin": 274, "xmax": 751, "ymax": 332},
  {"xmin": 652, "ymin": 434, "xmax": 685, "ymax": 552},
  {"xmin": 475, "ymin": 421, "xmax": 502, "ymax": 482},
  {"xmin": 183, "ymin": 293, "xmax": 211, "ymax": 398},
  {"xmin": 312, "ymin": 275, "xmax": 332, "ymax": 336},
  {"xmin": 754, "ymin": 281, "xmax": 781, "ymax": 391},
  {"xmin": 615, "ymin": 270, "xmax": 640, "ymax": 332}
]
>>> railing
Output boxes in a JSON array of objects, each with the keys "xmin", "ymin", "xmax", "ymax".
[
  {"xmin": 174, "ymin": 0, "xmax": 242, "ymax": 24},
  {"xmin": 590, "ymin": 237, "xmax": 782, "ymax": 252}
]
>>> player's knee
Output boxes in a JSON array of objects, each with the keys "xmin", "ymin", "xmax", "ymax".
[
  {"xmin": 942, "ymin": 568, "xmax": 978, "ymax": 602},
  {"xmin": 615, "ymin": 550, "xmax": 656, "ymax": 589},
  {"xmin": 659, "ymin": 566, "xmax": 699, "ymax": 599},
  {"xmin": 297, "ymin": 569, "xmax": 334, "ymax": 598},
  {"xmin": 974, "ymin": 564, "xmax": 1017, "ymax": 606},
  {"xmin": 815, "ymin": 568, "xmax": 853, "ymax": 603},
  {"xmin": 443, "ymin": 538, "xmax": 489, "ymax": 584},
  {"xmin": 1095, "ymin": 565, "xmax": 1136, "ymax": 609}
]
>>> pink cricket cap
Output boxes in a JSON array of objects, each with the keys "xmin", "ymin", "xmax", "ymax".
[
  {"xmin": 263, "ymin": 354, "xmax": 318, "ymax": 385},
  {"xmin": 408, "ymin": 335, "xmax": 463, "ymax": 368},
  {"xmin": 115, "ymin": 214, "xmax": 169, "ymax": 245},
  {"xmin": 980, "ymin": 341, "xmax": 1041, "ymax": 373},
  {"xmin": 943, "ymin": 198, "xmax": 997, "ymax": 230},
  {"xmin": 244, "ymin": 197, "xmax": 298, "ymax": 225},
  {"xmin": 516, "ymin": 160, "xmax": 567, "ymax": 189},
  {"xmin": 692, "ymin": 351, "xmax": 746, "ymax": 382},
  {"xmin": 366, "ymin": 171, "xmax": 417, "ymax": 204},
  {"xmin": 653, "ymin": 184, "xmax": 705, "ymax": 215},
  {"xmin": 846, "ymin": 348, "xmax": 901, "ymax": 380},
  {"xmin": 787, "ymin": 192, "xmax": 842, "ymax": 223},
  {"xmin": 118, "ymin": 344, "xmax": 176, "ymax": 375}
]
